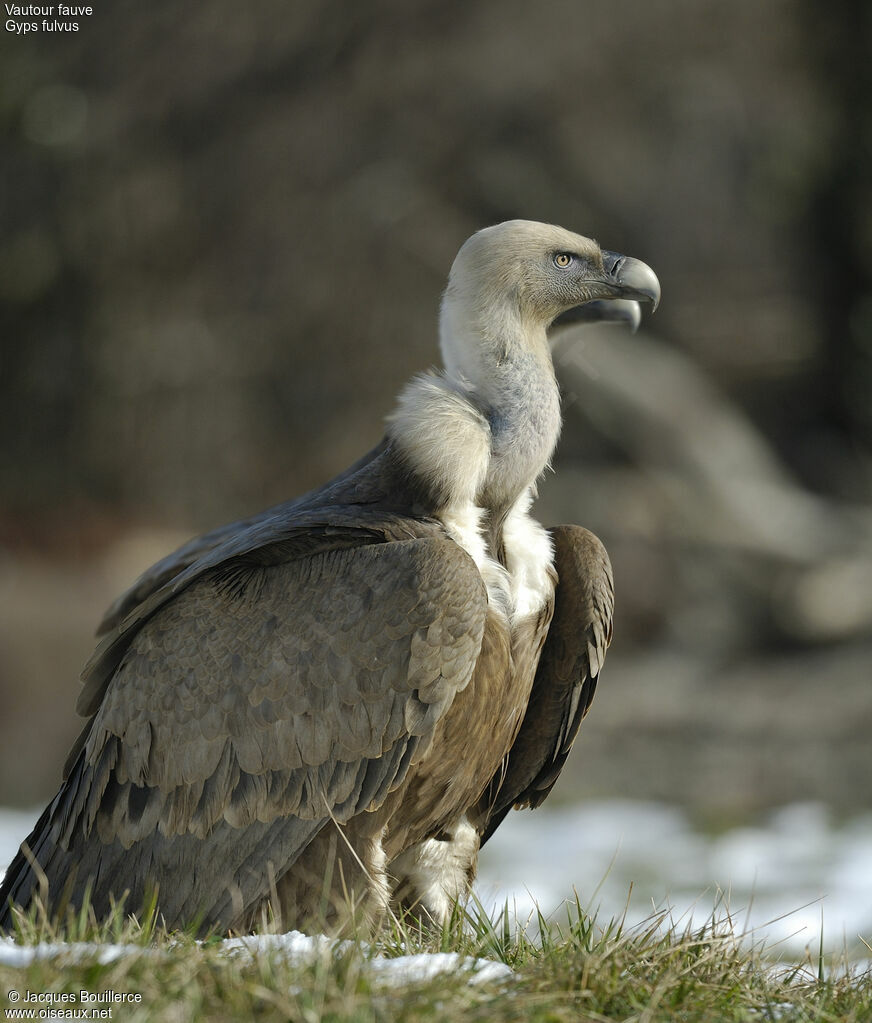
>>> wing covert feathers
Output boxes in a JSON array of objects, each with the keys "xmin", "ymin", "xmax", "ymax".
[
  {"xmin": 0, "ymin": 535, "xmax": 487, "ymax": 930},
  {"xmin": 84, "ymin": 537, "xmax": 485, "ymax": 841}
]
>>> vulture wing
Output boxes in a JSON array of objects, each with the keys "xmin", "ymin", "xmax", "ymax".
[
  {"xmin": 477, "ymin": 524, "xmax": 614, "ymax": 846},
  {"xmin": 0, "ymin": 516, "xmax": 487, "ymax": 931}
]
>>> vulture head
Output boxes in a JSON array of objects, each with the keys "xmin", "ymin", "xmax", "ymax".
[
  {"xmin": 388, "ymin": 220, "xmax": 661, "ymax": 516},
  {"xmin": 439, "ymin": 220, "xmax": 660, "ymax": 382}
]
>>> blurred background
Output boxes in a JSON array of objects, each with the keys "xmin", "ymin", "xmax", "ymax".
[{"xmin": 1, "ymin": 0, "xmax": 871, "ymax": 952}]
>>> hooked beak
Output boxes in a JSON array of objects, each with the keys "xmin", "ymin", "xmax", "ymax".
[{"xmin": 600, "ymin": 250, "xmax": 661, "ymax": 310}]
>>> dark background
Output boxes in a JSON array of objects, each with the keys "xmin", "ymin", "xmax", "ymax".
[{"xmin": 1, "ymin": 0, "xmax": 870, "ymax": 817}]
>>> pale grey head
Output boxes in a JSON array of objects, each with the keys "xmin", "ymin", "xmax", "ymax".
[
  {"xmin": 429, "ymin": 220, "xmax": 660, "ymax": 511},
  {"xmin": 439, "ymin": 219, "xmax": 659, "ymax": 386}
]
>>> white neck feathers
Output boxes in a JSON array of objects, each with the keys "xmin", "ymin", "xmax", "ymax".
[{"xmin": 387, "ymin": 374, "xmax": 491, "ymax": 510}]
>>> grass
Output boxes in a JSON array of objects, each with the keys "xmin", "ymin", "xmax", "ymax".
[{"xmin": 1, "ymin": 892, "xmax": 870, "ymax": 1022}]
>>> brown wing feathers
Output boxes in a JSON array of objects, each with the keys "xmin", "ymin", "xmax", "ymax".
[
  {"xmin": 477, "ymin": 525, "xmax": 614, "ymax": 846},
  {"xmin": 0, "ymin": 534, "xmax": 487, "ymax": 930}
]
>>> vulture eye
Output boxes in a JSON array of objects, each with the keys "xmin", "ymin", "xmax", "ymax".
[{"xmin": 553, "ymin": 252, "xmax": 574, "ymax": 269}]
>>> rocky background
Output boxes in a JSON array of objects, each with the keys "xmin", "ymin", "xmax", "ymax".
[{"xmin": 1, "ymin": 0, "xmax": 870, "ymax": 817}]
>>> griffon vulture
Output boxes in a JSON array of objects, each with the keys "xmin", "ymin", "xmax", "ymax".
[{"xmin": 0, "ymin": 220, "xmax": 659, "ymax": 934}]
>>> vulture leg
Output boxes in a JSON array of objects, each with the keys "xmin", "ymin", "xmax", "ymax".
[
  {"xmin": 387, "ymin": 817, "xmax": 480, "ymax": 924},
  {"xmin": 269, "ymin": 815, "xmax": 391, "ymax": 932}
]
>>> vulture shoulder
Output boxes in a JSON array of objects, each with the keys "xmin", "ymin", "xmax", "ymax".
[
  {"xmin": 95, "ymin": 442, "xmax": 391, "ymax": 636},
  {"xmin": 477, "ymin": 524, "xmax": 614, "ymax": 845}
]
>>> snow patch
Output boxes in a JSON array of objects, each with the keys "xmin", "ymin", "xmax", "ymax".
[{"xmin": 0, "ymin": 929, "xmax": 512, "ymax": 986}]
